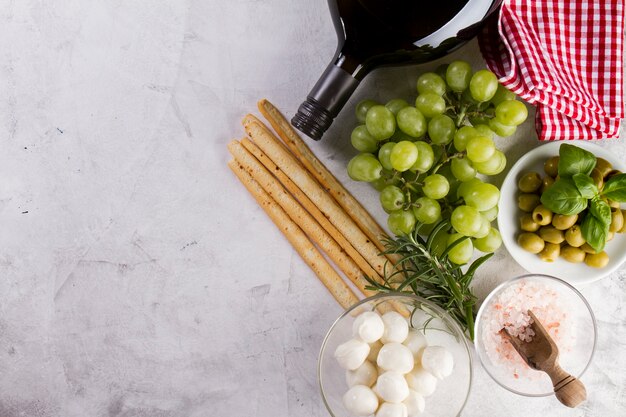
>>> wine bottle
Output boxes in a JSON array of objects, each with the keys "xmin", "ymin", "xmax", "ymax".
[{"xmin": 292, "ymin": 0, "xmax": 501, "ymax": 140}]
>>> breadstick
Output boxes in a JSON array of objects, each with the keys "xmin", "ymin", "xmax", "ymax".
[
  {"xmin": 257, "ymin": 99, "xmax": 388, "ymax": 252},
  {"xmin": 228, "ymin": 159, "xmax": 358, "ymax": 309},
  {"xmin": 240, "ymin": 137, "xmax": 382, "ymax": 289},
  {"xmin": 242, "ymin": 115, "xmax": 392, "ymax": 278},
  {"xmin": 228, "ymin": 140, "xmax": 375, "ymax": 297}
]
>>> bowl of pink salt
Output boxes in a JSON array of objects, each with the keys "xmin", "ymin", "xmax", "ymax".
[{"xmin": 474, "ymin": 274, "xmax": 596, "ymax": 396}]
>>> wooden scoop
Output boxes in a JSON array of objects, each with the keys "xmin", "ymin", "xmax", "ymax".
[{"xmin": 500, "ymin": 310, "xmax": 587, "ymax": 408}]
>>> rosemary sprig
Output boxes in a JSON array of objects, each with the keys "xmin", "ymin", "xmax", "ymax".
[{"xmin": 365, "ymin": 220, "xmax": 492, "ymax": 341}]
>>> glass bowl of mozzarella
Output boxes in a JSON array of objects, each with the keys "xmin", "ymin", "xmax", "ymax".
[{"xmin": 318, "ymin": 293, "xmax": 472, "ymax": 417}]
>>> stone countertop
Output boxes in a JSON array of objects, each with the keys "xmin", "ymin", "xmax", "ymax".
[{"xmin": 0, "ymin": 1, "xmax": 624, "ymax": 416}]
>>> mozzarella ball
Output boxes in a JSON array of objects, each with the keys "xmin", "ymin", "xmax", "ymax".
[
  {"xmin": 381, "ymin": 311, "xmax": 409, "ymax": 343},
  {"xmin": 352, "ymin": 311, "xmax": 385, "ymax": 343},
  {"xmin": 377, "ymin": 342, "xmax": 414, "ymax": 374},
  {"xmin": 343, "ymin": 385, "xmax": 379, "ymax": 416},
  {"xmin": 403, "ymin": 390, "xmax": 425, "ymax": 417},
  {"xmin": 403, "ymin": 330, "xmax": 428, "ymax": 360},
  {"xmin": 420, "ymin": 346, "xmax": 454, "ymax": 379},
  {"xmin": 346, "ymin": 360, "xmax": 378, "ymax": 387},
  {"xmin": 374, "ymin": 371, "xmax": 410, "ymax": 403},
  {"xmin": 405, "ymin": 367, "xmax": 437, "ymax": 397},
  {"xmin": 376, "ymin": 402, "xmax": 408, "ymax": 417},
  {"xmin": 335, "ymin": 339, "xmax": 370, "ymax": 370},
  {"xmin": 367, "ymin": 340, "xmax": 383, "ymax": 363}
]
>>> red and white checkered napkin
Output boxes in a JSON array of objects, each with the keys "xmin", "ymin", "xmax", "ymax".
[{"xmin": 478, "ymin": 0, "xmax": 625, "ymax": 140}]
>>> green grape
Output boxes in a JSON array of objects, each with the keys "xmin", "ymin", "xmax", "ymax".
[
  {"xmin": 481, "ymin": 206, "xmax": 499, "ymax": 222},
  {"xmin": 462, "ymin": 88, "xmax": 478, "ymax": 105},
  {"xmin": 473, "ymin": 216, "xmax": 491, "ymax": 238},
  {"xmin": 365, "ymin": 105, "xmax": 396, "ymax": 140},
  {"xmin": 451, "ymin": 205, "xmax": 483, "ymax": 236},
  {"xmin": 390, "ymin": 141, "xmax": 419, "ymax": 172},
  {"xmin": 380, "ymin": 185, "xmax": 406, "ymax": 212},
  {"xmin": 428, "ymin": 115, "xmax": 456, "ymax": 145},
  {"xmin": 391, "ymin": 129, "xmax": 415, "ymax": 142},
  {"xmin": 473, "ymin": 150, "xmax": 506, "ymax": 175},
  {"xmin": 474, "ymin": 124, "xmax": 495, "ymax": 139},
  {"xmin": 417, "ymin": 72, "xmax": 446, "ymax": 96},
  {"xmin": 446, "ymin": 60, "xmax": 473, "ymax": 92},
  {"xmin": 466, "ymin": 136, "xmax": 495, "ymax": 163},
  {"xmin": 495, "ymin": 100, "xmax": 528, "ymax": 126},
  {"xmin": 474, "ymin": 227, "xmax": 502, "ymax": 252},
  {"xmin": 488, "ymin": 118, "xmax": 517, "ymax": 137},
  {"xmin": 356, "ymin": 99, "xmax": 379, "ymax": 123},
  {"xmin": 347, "ymin": 153, "xmax": 383, "ymax": 182},
  {"xmin": 415, "ymin": 93, "xmax": 446, "ymax": 118},
  {"xmin": 463, "ymin": 182, "xmax": 500, "ymax": 211},
  {"xmin": 410, "ymin": 141, "xmax": 434, "ymax": 172},
  {"xmin": 490, "ymin": 84, "xmax": 516, "ymax": 106},
  {"xmin": 469, "ymin": 69, "xmax": 498, "ymax": 102},
  {"xmin": 422, "ymin": 174, "xmax": 450, "ymax": 199},
  {"xmin": 385, "ymin": 98, "xmax": 410, "ymax": 115},
  {"xmin": 447, "ymin": 233, "xmax": 474, "ymax": 264},
  {"xmin": 468, "ymin": 114, "xmax": 492, "ymax": 126},
  {"xmin": 371, "ymin": 177, "xmax": 388, "ymax": 192},
  {"xmin": 412, "ymin": 197, "xmax": 441, "ymax": 224},
  {"xmin": 388, "ymin": 210, "xmax": 416, "ymax": 236},
  {"xmin": 350, "ymin": 125, "xmax": 379, "ymax": 153},
  {"xmin": 450, "ymin": 157, "xmax": 476, "ymax": 182},
  {"xmin": 453, "ymin": 126, "xmax": 478, "ymax": 152},
  {"xmin": 417, "ymin": 220, "xmax": 440, "ymax": 238},
  {"xmin": 396, "ymin": 106, "xmax": 427, "ymax": 138},
  {"xmin": 457, "ymin": 177, "xmax": 483, "ymax": 199},
  {"xmin": 378, "ymin": 142, "xmax": 397, "ymax": 170}
]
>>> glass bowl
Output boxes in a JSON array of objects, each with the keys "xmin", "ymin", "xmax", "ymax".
[
  {"xmin": 474, "ymin": 274, "xmax": 597, "ymax": 396},
  {"xmin": 318, "ymin": 293, "xmax": 472, "ymax": 417}
]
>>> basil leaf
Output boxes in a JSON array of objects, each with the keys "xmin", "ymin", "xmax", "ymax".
[
  {"xmin": 558, "ymin": 144, "xmax": 597, "ymax": 178},
  {"xmin": 601, "ymin": 173, "xmax": 626, "ymax": 202},
  {"xmin": 572, "ymin": 173, "xmax": 598, "ymax": 199},
  {"xmin": 540, "ymin": 178, "xmax": 588, "ymax": 215},
  {"xmin": 581, "ymin": 213, "xmax": 609, "ymax": 253},
  {"xmin": 589, "ymin": 198, "xmax": 611, "ymax": 226}
]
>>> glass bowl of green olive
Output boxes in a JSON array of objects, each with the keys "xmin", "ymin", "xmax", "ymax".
[{"xmin": 498, "ymin": 141, "xmax": 626, "ymax": 284}]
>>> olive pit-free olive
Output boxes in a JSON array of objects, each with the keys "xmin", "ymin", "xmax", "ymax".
[
  {"xmin": 619, "ymin": 210, "xmax": 626, "ymax": 233},
  {"xmin": 518, "ymin": 193, "xmax": 541, "ymax": 212},
  {"xmin": 609, "ymin": 207, "xmax": 624, "ymax": 232},
  {"xmin": 608, "ymin": 199, "xmax": 621, "ymax": 209},
  {"xmin": 561, "ymin": 245, "xmax": 586, "ymax": 263},
  {"xmin": 590, "ymin": 168, "xmax": 604, "ymax": 190},
  {"xmin": 594, "ymin": 158, "xmax": 613, "ymax": 177},
  {"xmin": 581, "ymin": 243, "xmax": 597, "ymax": 254},
  {"xmin": 565, "ymin": 225, "xmax": 585, "ymax": 247},
  {"xmin": 607, "ymin": 231, "xmax": 615, "ymax": 241},
  {"xmin": 540, "ymin": 176, "xmax": 555, "ymax": 193},
  {"xmin": 585, "ymin": 251, "xmax": 610, "ymax": 268},
  {"xmin": 605, "ymin": 169, "xmax": 623, "ymax": 180},
  {"xmin": 544, "ymin": 156, "xmax": 559, "ymax": 178},
  {"xmin": 539, "ymin": 226, "xmax": 565, "ymax": 244},
  {"xmin": 520, "ymin": 214, "xmax": 540, "ymax": 232},
  {"xmin": 518, "ymin": 172, "xmax": 543, "ymax": 193},
  {"xmin": 538, "ymin": 243, "xmax": 560, "ymax": 262},
  {"xmin": 552, "ymin": 214, "xmax": 578, "ymax": 230},
  {"xmin": 517, "ymin": 233, "xmax": 545, "ymax": 254},
  {"xmin": 532, "ymin": 205, "xmax": 553, "ymax": 226}
]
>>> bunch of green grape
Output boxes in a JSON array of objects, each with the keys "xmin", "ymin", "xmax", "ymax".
[{"xmin": 346, "ymin": 61, "xmax": 528, "ymax": 264}]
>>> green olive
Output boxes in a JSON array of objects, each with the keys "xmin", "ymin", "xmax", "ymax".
[
  {"xmin": 609, "ymin": 207, "xmax": 624, "ymax": 232},
  {"xmin": 580, "ymin": 243, "xmax": 597, "ymax": 254},
  {"xmin": 539, "ymin": 226, "xmax": 565, "ymax": 244},
  {"xmin": 551, "ymin": 214, "xmax": 578, "ymax": 230},
  {"xmin": 565, "ymin": 225, "xmax": 586, "ymax": 247},
  {"xmin": 585, "ymin": 251, "xmax": 609, "ymax": 268},
  {"xmin": 561, "ymin": 245, "xmax": 586, "ymax": 263},
  {"xmin": 594, "ymin": 158, "xmax": 613, "ymax": 178},
  {"xmin": 544, "ymin": 156, "xmax": 559, "ymax": 178},
  {"xmin": 608, "ymin": 199, "xmax": 621, "ymax": 209},
  {"xmin": 619, "ymin": 210, "xmax": 626, "ymax": 233},
  {"xmin": 520, "ymin": 214, "xmax": 540, "ymax": 232},
  {"xmin": 518, "ymin": 193, "xmax": 541, "ymax": 212},
  {"xmin": 538, "ymin": 243, "xmax": 560, "ymax": 262},
  {"xmin": 590, "ymin": 168, "xmax": 604, "ymax": 190},
  {"xmin": 517, "ymin": 233, "xmax": 545, "ymax": 254},
  {"xmin": 518, "ymin": 172, "xmax": 543, "ymax": 193},
  {"xmin": 540, "ymin": 176, "xmax": 555, "ymax": 193},
  {"xmin": 532, "ymin": 205, "xmax": 553, "ymax": 226},
  {"xmin": 605, "ymin": 169, "xmax": 622, "ymax": 180}
]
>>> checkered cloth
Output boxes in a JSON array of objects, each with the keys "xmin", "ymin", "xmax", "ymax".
[{"xmin": 478, "ymin": 0, "xmax": 625, "ymax": 140}]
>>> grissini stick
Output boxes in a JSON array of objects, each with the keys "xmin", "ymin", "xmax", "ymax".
[{"xmin": 228, "ymin": 158, "xmax": 358, "ymax": 309}]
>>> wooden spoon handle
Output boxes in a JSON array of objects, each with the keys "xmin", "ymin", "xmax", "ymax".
[{"xmin": 549, "ymin": 365, "xmax": 587, "ymax": 408}]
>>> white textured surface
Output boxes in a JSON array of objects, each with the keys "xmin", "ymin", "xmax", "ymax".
[{"xmin": 0, "ymin": 1, "xmax": 624, "ymax": 416}]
